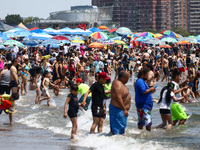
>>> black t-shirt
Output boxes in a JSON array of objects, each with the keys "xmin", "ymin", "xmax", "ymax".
[
  {"xmin": 90, "ymin": 82, "xmax": 105, "ymax": 107},
  {"xmin": 68, "ymin": 93, "xmax": 79, "ymax": 110}
]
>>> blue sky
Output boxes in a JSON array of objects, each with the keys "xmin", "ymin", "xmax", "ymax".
[{"xmin": 0, "ymin": 0, "xmax": 91, "ymax": 20}]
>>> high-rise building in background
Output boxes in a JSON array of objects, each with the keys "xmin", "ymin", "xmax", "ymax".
[
  {"xmin": 92, "ymin": 0, "xmax": 200, "ymax": 33},
  {"xmin": 188, "ymin": 0, "xmax": 200, "ymax": 34}
]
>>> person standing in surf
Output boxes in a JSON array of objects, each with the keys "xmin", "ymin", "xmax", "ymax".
[
  {"xmin": 109, "ymin": 71, "xmax": 131, "ymax": 135},
  {"xmin": 81, "ymin": 72, "xmax": 109, "ymax": 133},
  {"xmin": 134, "ymin": 68, "xmax": 155, "ymax": 132}
]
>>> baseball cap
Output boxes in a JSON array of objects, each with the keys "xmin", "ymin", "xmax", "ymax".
[
  {"xmin": 136, "ymin": 61, "xmax": 141, "ymax": 64},
  {"xmin": 76, "ymin": 78, "xmax": 83, "ymax": 83},
  {"xmin": 98, "ymin": 72, "xmax": 110, "ymax": 80}
]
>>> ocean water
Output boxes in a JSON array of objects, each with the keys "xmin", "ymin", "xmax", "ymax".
[{"xmin": 14, "ymin": 73, "xmax": 200, "ymax": 150}]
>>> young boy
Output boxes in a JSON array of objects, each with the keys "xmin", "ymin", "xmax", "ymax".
[
  {"xmin": 63, "ymin": 84, "xmax": 82, "ymax": 140},
  {"xmin": 0, "ymin": 93, "xmax": 18, "ymax": 125},
  {"xmin": 39, "ymin": 71, "xmax": 58, "ymax": 106}
]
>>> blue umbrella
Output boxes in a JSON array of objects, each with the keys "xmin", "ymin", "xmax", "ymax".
[
  {"xmin": 14, "ymin": 30, "xmax": 31, "ymax": 37},
  {"xmin": 60, "ymin": 40, "xmax": 71, "ymax": 44},
  {"xmin": 22, "ymin": 39, "xmax": 39, "ymax": 47},
  {"xmin": 0, "ymin": 45, "xmax": 6, "ymax": 49},
  {"xmin": 42, "ymin": 39, "xmax": 60, "ymax": 47},
  {"xmin": 116, "ymin": 27, "xmax": 132, "ymax": 36}
]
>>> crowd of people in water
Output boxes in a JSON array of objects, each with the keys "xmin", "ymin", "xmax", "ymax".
[{"xmin": 0, "ymin": 38, "xmax": 200, "ymax": 140}]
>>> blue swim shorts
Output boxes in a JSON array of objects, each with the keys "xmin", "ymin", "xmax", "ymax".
[
  {"xmin": 109, "ymin": 104, "xmax": 128, "ymax": 135},
  {"xmin": 137, "ymin": 107, "xmax": 152, "ymax": 126}
]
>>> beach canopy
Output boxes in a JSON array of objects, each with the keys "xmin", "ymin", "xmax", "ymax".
[
  {"xmin": 0, "ymin": 22, "xmax": 14, "ymax": 32},
  {"xmin": 116, "ymin": 27, "xmax": 132, "ymax": 35},
  {"xmin": 160, "ymin": 30, "xmax": 179, "ymax": 38},
  {"xmin": 44, "ymin": 28, "xmax": 64, "ymax": 35},
  {"xmin": 177, "ymin": 41, "xmax": 190, "ymax": 45},
  {"xmin": 161, "ymin": 37, "xmax": 178, "ymax": 43}
]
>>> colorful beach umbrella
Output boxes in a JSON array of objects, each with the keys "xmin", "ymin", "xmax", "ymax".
[
  {"xmin": 91, "ymin": 32, "xmax": 109, "ymax": 40},
  {"xmin": 116, "ymin": 27, "xmax": 132, "ymax": 36},
  {"xmin": 138, "ymin": 32, "xmax": 155, "ymax": 37},
  {"xmin": 113, "ymin": 40, "xmax": 126, "ymax": 45},
  {"xmin": 98, "ymin": 26, "xmax": 109, "ymax": 30},
  {"xmin": 88, "ymin": 42, "xmax": 104, "ymax": 49},
  {"xmin": 71, "ymin": 40, "xmax": 85, "ymax": 44},
  {"xmin": 160, "ymin": 45, "xmax": 172, "ymax": 48},
  {"xmin": 161, "ymin": 37, "xmax": 178, "ymax": 43},
  {"xmin": 177, "ymin": 41, "xmax": 190, "ymax": 45},
  {"xmin": 102, "ymin": 40, "xmax": 115, "ymax": 45},
  {"xmin": 160, "ymin": 30, "xmax": 179, "ymax": 38},
  {"xmin": 22, "ymin": 39, "xmax": 39, "ymax": 47}
]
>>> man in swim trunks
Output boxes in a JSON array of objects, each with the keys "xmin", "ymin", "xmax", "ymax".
[
  {"xmin": 10, "ymin": 58, "xmax": 20, "ymax": 95},
  {"xmin": 135, "ymin": 68, "xmax": 156, "ymax": 131},
  {"xmin": 161, "ymin": 54, "xmax": 169, "ymax": 82},
  {"xmin": 109, "ymin": 71, "xmax": 131, "ymax": 135}
]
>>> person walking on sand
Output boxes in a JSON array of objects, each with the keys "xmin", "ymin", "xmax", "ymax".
[{"xmin": 109, "ymin": 71, "xmax": 131, "ymax": 135}]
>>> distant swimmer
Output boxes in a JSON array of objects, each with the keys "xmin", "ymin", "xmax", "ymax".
[{"xmin": 109, "ymin": 71, "xmax": 131, "ymax": 135}]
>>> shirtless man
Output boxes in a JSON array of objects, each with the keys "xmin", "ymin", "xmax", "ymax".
[
  {"xmin": 147, "ymin": 64, "xmax": 155, "ymax": 87},
  {"xmin": 10, "ymin": 58, "xmax": 20, "ymax": 95},
  {"xmin": 142, "ymin": 50, "xmax": 150, "ymax": 63},
  {"xmin": 161, "ymin": 54, "xmax": 169, "ymax": 82},
  {"xmin": 109, "ymin": 71, "xmax": 131, "ymax": 135},
  {"xmin": 77, "ymin": 57, "xmax": 86, "ymax": 83}
]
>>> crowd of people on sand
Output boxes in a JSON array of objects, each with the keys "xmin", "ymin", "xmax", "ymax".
[{"xmin": 1, "ymin": 37, "xmax": 200, "ymax": 140}]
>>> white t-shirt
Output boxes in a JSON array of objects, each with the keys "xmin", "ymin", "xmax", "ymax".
[
  {"xmin": 64, "ymin": 46, "xmax": 69, "ymax": 54},
  {"xmin": 172, "ymin": 81, "xmax": 182, "ymax": 98},
  {"xmin": 159, "ymin": 90, "xmax": 175, "ymax": 110}
]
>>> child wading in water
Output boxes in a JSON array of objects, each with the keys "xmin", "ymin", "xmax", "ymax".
[
  {"xmin": 156, "ymin": 82, "xmax": 185, "ymax": 130},
  {"xmin": 64, "ymin": 84, "xmax": 84, "ymax": 140}
]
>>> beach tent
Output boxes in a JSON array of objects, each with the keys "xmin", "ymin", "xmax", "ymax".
[
  {"xmin": 18, "ymin": 22, "xmax": 29, "ymax": 30},
  {"xmin": 0, "ymin": 22, "xmax": 14, "ymax": 32},
  {"xmin": 44, "ymin": 28, "xmax": 64, "ymax": 35}
]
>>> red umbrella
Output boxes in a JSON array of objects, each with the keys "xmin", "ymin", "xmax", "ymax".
[
  {"xmin": 108, "ymin": 28, "xmax": 117, "ymax": 33},
  {"xmin": 52, "ymin": 36, "xmax": 70, "ymax": 41}
]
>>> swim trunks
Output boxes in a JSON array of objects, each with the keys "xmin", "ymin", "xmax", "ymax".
[
  {"xmin": 78, "ymin": 95, "xmax": 91, "ymax": 111},
  {"xmin": 67, "ymin": 109, "xmax": 78, "ymax": 118},
  {"xmin": 42, "ymin": 87, "xmax": 50, "ymax": 97},
  {"xmin": 163, "ymin": 68, "xmax": 169, "ymax": 76},
  {"xmin": 91, "ymin": 105, "xmax": 104, "ymax": 118},
  {"xmin": 171, "ymin": 103, "xmax": 187, "ymax": 121},
  {"xmin": 10, "ymin": 80, "xmax": 18, "ymax": 88},
  {"xmin": 109, "ymin": 104, "xmax": 127, "ymax": 135},
  {"xmin": 137, "ymin": 107, "xmax": 152, "ymax": 126}
]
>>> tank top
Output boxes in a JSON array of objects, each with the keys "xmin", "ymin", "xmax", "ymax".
[
  {"xmin": 177, "ymin": 58, "xmax": 183, "ymax": 68},
  {"xmin": 1, "ymin": 70, "xmax": 10, "ymax": 86}
]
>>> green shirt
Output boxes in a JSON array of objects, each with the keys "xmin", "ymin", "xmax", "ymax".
[
  {"xmin": 104, "ymin": 83, "xmax": 112, "ymax": 97},
  {"xmin": 78, "ymin": 83, "xmax": 92, "ymax": 97}
]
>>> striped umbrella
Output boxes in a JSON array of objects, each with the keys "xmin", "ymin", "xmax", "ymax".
[{"xmin": 91, "ymin": 32, "xmax": 109, "ymax": 40}]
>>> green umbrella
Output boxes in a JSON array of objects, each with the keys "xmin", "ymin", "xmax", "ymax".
[
  {"xmin": 161, "ymin": 37, "xmax": 177, "ymax": 43},
  {"xmin": 109, "ymin": 32, "xmax": 118, "ymax": 38},
  {"xmin": 3, "ymin": 40, "xmax": 25, "ymax": 47}
]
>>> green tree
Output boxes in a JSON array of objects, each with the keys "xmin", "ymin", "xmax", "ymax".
[
  {"xmin": 23, "ymin": 16, "xmax": 39, "ymax": 24},
  {"xmin": 5, "ymin": 14, "xmax": 23, "ymax": 25},
  {"xmin": 172, "ymin": 26, "xmax": 190, "ymax": 37}
]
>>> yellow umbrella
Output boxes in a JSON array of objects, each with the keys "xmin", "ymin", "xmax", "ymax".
[
  {"xmin": 71, "ymin": 40, "xmax": 85, "ymax": 44},
  {"xmin": 113, "ymin": 40, "xmax": 126, "ymax": 45},
  {"xmin": 89, "ymin": 42, "xmax": 104, "ymax": 49}
]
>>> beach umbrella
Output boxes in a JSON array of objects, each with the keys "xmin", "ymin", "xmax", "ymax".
[
  {"xmin": 113, "ymin": 40, "xmax": 126, "ymax": 45},
  {"xmin": 44, "ymin": 28, "xmax": 64, "ymax": 35},
  {"xmin": 22, "ymin": 39, "xmax": 39, "ymax": 47},
  {"xmin": 3, "ymin": 40, "xmax": 25, "ymax": 47},
  {"xmin": 102, "ymin": 40, "xmax": 115, "ymax": 45},
  {"xmin": 161, "ymin": 37, "xmax": 178, "ymax": 43},
  {"xmin": 155, "ymin": 33, "xmax": 163, "ymax": 38},
  {"xmin": 42, "ymin": 39, "xmax": 60, "ymax": 45},
  {"xmin": 0, "ymin": 37, "xmax": 3, "ymax": 43},
  {"xmin": 88, "ymin": 42, "xmax": 104, "ymax": 49},
  {"xmin": 160, "ymin": 30, "xmax": 179, "ymax": 38},
  {"xmin": 177, "ymin": 41, "xmax": 190, "ymax": 45},
  {"xmin": 89, "ymin": 27, "xmax": 102, "ymax": 33},
  {"xmin": 108, "ymin": 28, "xmax": 117, "ymax": 33},
  {"xmin": 145, "ymin": 39, "xmax": 165, "ymax": 45},
  {"xmin": 52, "ymin": 35, "xmax": 70, "ymax": 41},
  {"xmin": 138, "ymin": 32, "xmax": 155, "ymax": 37},
  {"xmin": 160, "ymin": 45, "xmax": 172, "ymax": 48},
  {"xmin": 14, "ymin": 30, "xmax": 31, "ymax": 37},
  {"xmin": 71, "ymin": 40, "xmax": 85, "ymax": 44},
  {"xmin": 72, "ymin": 36, "xmax": 84, "ymax": 40},
  {"xmin": 98, "ymin": 26, "xmax": 109, "ymax": 30},
  {"xmin": 109, "ymin": 32, "xmax": 119, "ymax": 38},
  {"xmin": 0, "ymin": 45, "xmax": 6, "ymax": 49},
  {"xmin": 188, "ymin": 36, "xmax": 196, "ymax": 39},
  {"xmin": 135, "ymin": 37, "xmax": 146, "ymax": 42},
  {"xmin": 101, "ymin": 31, "xmax": 111, "ymax": 36},
  {"xmin": 91, "ymin": 32, "xmax": 109, "ymax": 40},
  {"xmin": 116, "ymin": 27, "xmax": 132, "ymax": 36},
  {"xmin": 60, "ymin": 40, "xmax": 71, "ymax": 44}
]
